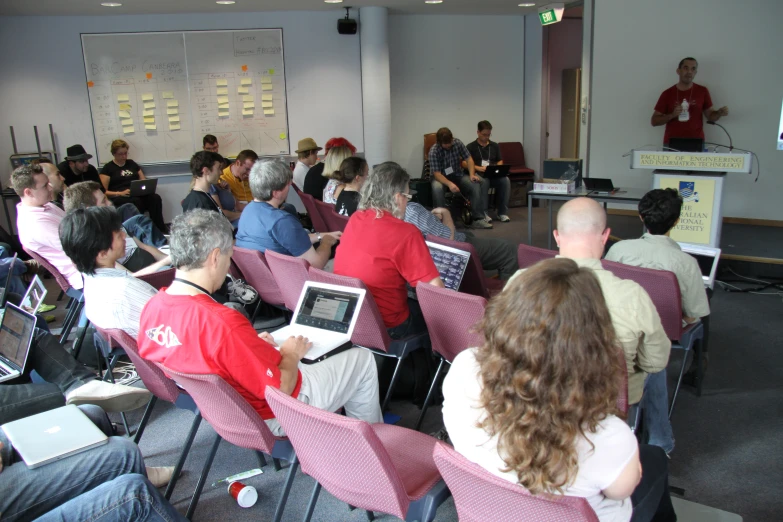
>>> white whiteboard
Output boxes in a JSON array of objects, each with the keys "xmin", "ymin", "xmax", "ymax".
[{"xmin": 82, "ymin": 29, "xmax": 290, "ymax": 166}]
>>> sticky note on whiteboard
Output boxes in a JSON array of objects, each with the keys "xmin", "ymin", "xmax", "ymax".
[
  {"xmin": 118, "ymin": 111, "xmax": 131, "ymax": 119},
  {"xmin": 162, "ymin": 91, "xmax": 175, "ymax": 99},
  {"xmin": 243, "ymin": 102, "xmax": 254, "ymax": 109},
  {"xmin": 218, "ymin": 102, "xmax": 230, "ymax": 109},
  {"xmin": 145, "ymin": 124, "xmax": 157, "ymax": 131},
  {"xmin": 216, "ymin": 87, "xmax": 228, "ymax": 95},
  {"xmin": 261, "ymin": 101, "xmax": 273, "ymax": 108},
  {"xmin": 219, "ymin": 111, "xmax": 229, "ymax": 118},
  {"xmin": 143, "ymin": 110, "xmax": 154, "ymax": 117},
  {"xmin": 144, "ymin": 117, "xmax": 155, "ymax": 123},
  {"xmin": 119, "ymin": 103, "xmax": 131, "ymax": 111},
  {"xmin": 238, "ymin": 87, "xmax": 249, "ymax": 94},
  {"xmin": 242, "ymin": 109, "xmax": 254, "ymax": 116},
  {"xmin": 242, "ymin": 95, "xmax": 254, "ymax": 102},
  {"xmin": 216, "ymin": 79, "xmax": 228, "ymax": 86},
  {"xmin": 170, "ymin": 123, "xmax": 181, "ymax": 131},
  {"xmin": 144, "ymin": 102, "xmax": 155, "ymax": 109},
  {"xmin": 123, "ymin": 126, "xmax": 134, "ymax": 134},
  {"xmin": 261, "ymin": 94, "xmax": 273, "ymax": 101},
  {"xmin": 217, "ymin": 96, "xmax": 229, "ymax": 104},
  {"xmin": 142, "ymin": 93, "xmax": 154, "ymax": 101},
  {"xmin": 260, "ymin": 77, "xmax": 272, "ymax": 84},
  {"xmin": 262, "ymin": 84, "xmax": 273, "ymax": 91},
  {"xmin": 241, "ymin": 78, "xmax": 252, "ymax": 86},
  {"xmin": 167, "ymin": 100, "xmax": 178, "ymax": 107},
  {"xmin": 168, "ymin": 115, "xmax": 180, "ymax": 123},
  {"xmin": 117, "ymin": 94, "xmax": 129, "ymax": 102},
  {"xmin": 263, "ymin": 109, "xmax": 275, "ymax": 116},
  {"xmin": 167, "ymin": 108, "xmax": 179, "ymax": 115}
]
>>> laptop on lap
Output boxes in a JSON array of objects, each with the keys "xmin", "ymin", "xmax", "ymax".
[
  {"xmin": 271, "ymin": 282, "xmax": 365, "ymax": 364},
  {"xmin": 0, "ymin": 303, "xmax": 37, "ymax": 383},
  {"xmin": 482, "ymin": 165, "xmax": 510, "ymax": 178},
  {"xmin": 0, "ymin": 253, "xmax": 18, "ymax": 307},
  {"xmin": 677, "ymin": 242, "xmax": 721, "ymax": 289},
  {"xmin": 20, "ymin": 274, "xmax": 47, "ymax": 315},
  {"xmin": 426, "ymin": 241, "xmax": 470, "ymax": 292},
  {"xmin": 130, "ymin": 178, "xmax": 157, "ymax": 197}
]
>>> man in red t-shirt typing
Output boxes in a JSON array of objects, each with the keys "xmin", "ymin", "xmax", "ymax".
[
  {"xmin": 651, "ymin": 57, "xmax": 729, "ymax": 145},
  {"xmin": 334, "ymin": 162, "xmax": 444, "ymax": 339},
  {"xmin": 138, "ymin": 209, "xmax": 382, "ymax": 435}
]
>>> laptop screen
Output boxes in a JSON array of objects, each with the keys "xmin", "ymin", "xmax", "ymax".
[
  {"xmin": 295, "ymin": 286, "xmax": 361, "ymax": 334},
  {"xmin": 0, "ymin": 304, "xmax": 36, "ymax": 368},
  {"xmin": 688, "ymin": 253, "xmax": 716, "ymax": 279},
  {"xmin": 427, "ymin": 241, "xmax": 470, "ymax": 291}
]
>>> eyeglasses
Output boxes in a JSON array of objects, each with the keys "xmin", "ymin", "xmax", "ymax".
[{"xmin": 400, "ymin": 192, "xmax": 413, "ymax": 200}]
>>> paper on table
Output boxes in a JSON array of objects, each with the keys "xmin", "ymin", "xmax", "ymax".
[
  {"xmin": 242, "ymin": 109, "xmax": 254, "ymax": 116},
  {"xmin": 144, "ymin": 117, "xmax": 155, "ymax": 123},
  {"xmin": 261, "ymin": 101, "xmax": 273, "ymax": 108},
  {"xmin": 117, "ymin": 94, "xmax": 129, "ymax": 102},
  {"xmin": 242, "ymin": 95, "xmax": 254, "ymax": 102},
  {"xmin": 216, "ymin": 79, "xmax": 228, "ymax": 86},
  {"xmin": 170, "ymin": 123, "xmax": 181, "ymax": 131},
  {"xmin": 162, "ymin": 91, "xmax": 175, "ymax": 99},
  {"xmin": 143, "ymin": 110, "xmax": 154, "ymax": 117},
  {"xmin": 260, "ymin": 77, "xmax": 272, "ymax": 84},
  {"xmin": 118, "ymin": 111, "xmax": 131, "ymax": 119},
  {"xmin": 217, "ymin": 96, "xmax": 229, "ymax": 104},
  {"xmin": 264, "ymin": 109, "xmax": 275, "ymax": 116},
  {"xmin": 243, "ymin": 102, "xmax": 254, "ymax": 109},
  {"xmin": 167, "ymin": 108, "xmax": 179, "ymax": 115},
  {"xmin": 238, "ymin": 87, "xmax": 249, "ymax": 94},
  {"xmin": 144, "ymin": 102, "xmax": 155, "ymax": 109},
  {"xmin": 241, "ymin": 78, "xmax": 252, "ymax": 86},
  {"xmin": 261, "ymin": 84, "xmax": 273, "ymax": 91},
  {"xmin": 167, "ymin": 100, "xmax": 178, "ymax": 107},
  {"xmin": 119, "ymin": 103, "xmax": 131, "ymax": 111},
  {"xmin": 261, "ymin": 94, "xmax": 273, "ymax": 101},
  {"xmin": 168, "ymin": 115, "xmax": 180, "ymax": 123},
  {"xmin": 145, "ymin": 124, "xmax": 157, "ymax": 131},
  {"xmin": 123, "ymin": 126, "xmax": 134, "ymax": 134},
  {"xmin": 216, "ymin": 87, "xmax": 228, "ymax": 95}
]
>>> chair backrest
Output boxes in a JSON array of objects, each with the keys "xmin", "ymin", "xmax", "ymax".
[
  {"xmin": 432, "ymin": 442, "xmax": 599, "ymax": 522},
  {"xmin": 498, "ymin": 142, "xmax": 527, "ymax": 168},
  {"xmin": 102, "ymin": 328, "xmax": 181, "ymax": 404},
  {"xmin": 136, "ymin": 267, "xmax": 175, "ymax": 291},
  {"xmin": 423, "ymin": 133, "xmax": 437, "ymax": 160},
  {"xmin": 265, "ymin": 386, "xmax": 412, "ymax": 519},
  {"xmin": 297, "ymin": 191, "xmax": 329, "ymax": 233},
  {"xmin": 417, "ymin": 283, "xmax": 486, "ymax": 363},
  {"xmin": 601, "ymin": 260, "xmax": 683, "ymax": 340},
  {"xmin": 163, "ymin": 367, "xmax": 279, "ymax": 453},
  {"xmin": 22, "ymin": 247, "xmax": 72, "ymax": 293},
  {"xmin": 264, "ymin": 250, "xmax": 310, "ymax": 311},
  {"xmin": 615, "ymin": 347, "xmax": 629, "ymax": 415},
  {"xmin": 320, "ymin": 204, "xmax": 349, "ymax": 233},
  {"xmin": 517, "ymin": 244, "xmax": 557, "ymax": 269},
  {"xmin": 231, "ymin": 247, "xmax": 286, "ymax": 308},
  {"xmin": 425, "ymin": 235, "xmax": 489, "ymax": 298},
  {"xmin": 308, "ymin": 267, "xmax": 391, "ymax": 352}
]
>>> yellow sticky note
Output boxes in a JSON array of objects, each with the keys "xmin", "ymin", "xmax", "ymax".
[
  {"xmin": 237, "ymin": 87, "xmax": 249, "ymax": 94},
  {"xmin": 162, "ymin": 91, "xmax": 174, "ymax": 99},
  {"xmin": 143, "ymin": 110, "xmax": 154, "ymax": 117},
  {"xmin": 168, "ymin": 115, "xmax": 180, "ymax": 123},
  {"xmin": 241, "ymin": 78, "xmax": 252, "ymax": 86},
  {"xmin": 243, "ymin": 102, "xmax": 254, "ymax": 109},
  {"xmin": 269, "ymin": 69, "xmax": 275, "ymax": 75},
  {"xmin": 261, "ymin": 84, "xmax": 273, "ymax": 91},
  {"xmin": 242, "ymin": 109, "xmax": 254, "ymax": 116},
  {"xmin": 216, "ymin": 79, "xmax": 228, "ymax": 86},
  {"xmin": 264, "ymin": 109, "xmax": 275, "ymax": 116},
  {"xmin": 261, "ymin": 101, "xmax": 273, "ymax": 108},
  {"xmin": 170, "ymin": 123, "xmax": 181, "ymax": 131},
  {"xmin": 217, "ymin": 96, "xmax": 229, "ymax": 104},
  {"xmin": 260, "ymin": 77, "xmax": 272, "ymax": 84},
  {"xmin": 118, "ymin": 111, "xmax": 131, "ymax": 119},
  {"xmin": 117, "ymin": 94, "xmax": 129, "ymax": 102},
  {"xmin": 123, "ymin": 118, "xmax": 134, "ymax": 125},
  {"xmin": 279, "ymin": 133, "xmax": 286, "ymax": 140},
  {"xmin": 144, "ymin": 117, "xmax": 155, "ymax": 123},
  {"xmin": 119, "ymin": 103, "xmax": 131, "ymax": 111},
  {"xmin": 145, "ymin": 124, "xmax": 157, "ymax": 131},
  {"xmin": 262, "ymin": 94, "xmax": 273, "ymax": 101},
  {"xmin": 167, "ymin": 100, "xmax": 178, "ymax": 107},
  {"xmin": 167, "ymin": 108, "xmax": 178, "ymax": 115},
  {"xmin": 144, "ymin": 102, "xmax": 155, "ymax": 109},
  {"xmin": 219, "ymin": 111, "xmax": 229, "ymax": 118},
  {"xmin": 242, "ymin": 95, "xmax": 254, "ymax": 102},
  {"xmin": 218, "ymin": 102, "xmax": 229, "ymax": 108},
  {"xmin": 216, "ymin": 87, "xmax": 228, "ymax": 95},
  {"xmin": 123, "ymin": 126, "xmax": 135, "ymax": 134},
  {"xmin": 142, "ymin": 94, "xmax": 154, "ymax": 101}
]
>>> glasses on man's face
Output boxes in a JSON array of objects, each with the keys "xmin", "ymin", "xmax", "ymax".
[{"xmin": 400, "ymin": 192, "xmax": 413, "ymax": 200}]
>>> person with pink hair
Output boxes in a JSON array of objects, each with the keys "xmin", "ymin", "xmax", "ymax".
[{"xmin": 302, "ymin": 137, "xmax": 357, "ymax": 202}]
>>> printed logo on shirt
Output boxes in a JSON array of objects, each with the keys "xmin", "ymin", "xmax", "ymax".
[
  {"xmin": 145, "ymin": 324, "xmax": 182, "ymax": 348},
  {"xmin": 121, "ymin": 169, "xmax": 134, "ymax": 177},
  {"xmin": 266, "ymin": 368, "xmax": 273, "ymax": 378}
]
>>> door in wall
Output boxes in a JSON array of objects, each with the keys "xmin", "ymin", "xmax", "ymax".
[{"xmin": 560, "ymin": 68, "xmax": 582, "ymax": 158}]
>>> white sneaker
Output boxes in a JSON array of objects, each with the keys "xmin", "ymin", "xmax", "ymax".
[
  {"xmin": 146, "ymin": 466, "xmax": 176, "ymax": 488},
  {"xmin": 483, "ymin": 213, "xmax": 493, "ymax": 223},
  {"xmin": 498, "ymin": 214, "xmax": 511, "ymax": 223},
  {"xmin": 65, "ymin": 380, "xmax": 151, "ymax": 412},
  {"xmin": 470, "ymin": 218, "xmax": 493, "ymax": 230}
]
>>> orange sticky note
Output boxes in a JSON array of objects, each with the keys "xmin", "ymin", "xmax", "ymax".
[
  {"xmin": 146, "ymin": 72, "xmax": 153, "ymax": 79},
  {"xmin": 241, "ymin": 65, "xmax": 248, "ymax": 72},
  {"xmin": 87, "ymin": 81, "xmax": 94, "ymax": 88}
]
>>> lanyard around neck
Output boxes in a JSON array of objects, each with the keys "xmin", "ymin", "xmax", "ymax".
[{"xmin": 173, "ymin": 277, "xmax": 216, "ymax": 301}]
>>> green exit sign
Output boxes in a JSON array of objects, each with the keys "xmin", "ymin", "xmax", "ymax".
[{"xmin": 539, "ymin": 9, "xmax": 557, "ymax": 25}]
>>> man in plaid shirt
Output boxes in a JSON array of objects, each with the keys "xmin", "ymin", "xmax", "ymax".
[{"xmin": 428, "ymin": 127, "xmax": 492, "ymax": 229}]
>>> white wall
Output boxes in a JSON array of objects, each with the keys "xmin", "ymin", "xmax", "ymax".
[
  {"xmin": 546, "ymin": 19, "xmax": 582, "ymax": 159},
  {"xmin": 389, "ymin": 15, "xmax": 525, "ymax": 178},
  {"xmin": 0, "ymin": 11, "xmax": 363, "ymax": 225},
  {"xmin": 523, "ymin": 15, "xmax": 545, "ymax": 177},
  {"xmin": 590, "ymin": 0, "xmax": 783, "ymax": 219}
]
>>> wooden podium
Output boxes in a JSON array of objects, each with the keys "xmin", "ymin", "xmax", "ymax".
[{"xmin": 630, "ymin": 150, "xmax": 752, "ymax": 247}]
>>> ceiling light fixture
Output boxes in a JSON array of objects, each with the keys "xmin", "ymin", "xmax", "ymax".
[
  {"xmin": 324, "ymin": 0, "xmax": 344, "ymax": 4},
  {"xmin": 216, "ymin": 0, "xmax": 236, "ymax": 4},
  {"xmin": 425, "ymin": 0, "xmax": 444, "ymax": 4},
  {"xmin": 100, "ymin": 2, "xmax": 122, "ymax": 6},
  {"xmin": 518, "ymin": 2, "xmax": 536, "ymax": 6}
]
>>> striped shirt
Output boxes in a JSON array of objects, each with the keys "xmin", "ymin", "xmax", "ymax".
[
  {"xmin": 83, "ymin": 268, "xmax": 157, "ymax": 338},
  {"xmin": 428, "ymin": 139, "xmax": 471, "ymax": 179},
  {"xmin": 404, "ymin": 202, "xmax": 466, "ymax": 242}
]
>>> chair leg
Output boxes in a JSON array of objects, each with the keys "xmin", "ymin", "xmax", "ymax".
[
  {"xmin": 669, "ymin": 348, "xmax": 691, "ymax": 419},
  {"xmin": 60, "ymin": 301, "xmax": 84, "ymax": 345},
  {"xmin": 273, "ymin": 454, "xmax": 299, "ymax": 522},
  {"xmin": 695, "ymin": 341, "xmax": 705, "ymax": 397},
  {"xmin": 103, "ymin": 355, "xmax": 132, "ymax": 436},
  {"xmin": 302, "ymin": 481, "xmax": 322, "ymax": 522},
  {"xmin": 165, "ymin": 413, "xmax": 202, "ymax": 500},
  {"xmin": 366, "ymin": 511, "xmax": 375, "ymax": 521},
  {"xmin": 381, "ymin": 356, "xmax": 405, "ymax": 412},
  {"xmin": 57, "ymin": 290, "xmax": 64, "ymax": 302},
  {"xmin": 273, "ymin": 457, "xmax": 282, "ymax": 471},
  {"xmin": 256, "ymin": 451, "xmax": 267, "ymax": 468},
  {"xmin": 186, "ymin": 432, "xmax": 221, "ymax": 520},
  {"xmin": 70, "ymin": 322, "xmax": 90, "ymax": 360},
  {"xmin": 415, "ymin": 358, "xmax": 445, "ymax": 431},
  {"xmin": 132, "ymin": 396, "xmax": 158, "ymax": 444},
  {"xmin": 59, "ymin": 302, "xmax": 77, "ymax": 345}
]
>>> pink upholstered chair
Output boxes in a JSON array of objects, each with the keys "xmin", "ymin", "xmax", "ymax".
[
  {"xmin": 265, "ymin": 386, "xmax": 450, "ymax": 522},
  {"xmin": 136, "ymin": 267, "xmax": 175, "ymax": 290},
  {"xmin": 296, "ymin": 189, "xmax": 329, "ymax": 233},
  {"xmin": 425, "ymin": 235, "xmax": 504, "ymax": 298},
  {"xmin": 414, "ymin": 283, "xmax": 486, "ymax": 430},
  {"xmin": 162, "ymin": 367, "xmax": 296, "ymax": 521},
  {"xmin": 308, "ymin": 267, "xmax": 430, "ymax": 411},
  {"xmin": 264, "ymin": 250, "xmax": 310, "ymax": 312},
  {"xmin": 517, "ymin": 243, "xmax": 558, "ymax": 269},
  {"xmin": 432, "ymin": 441, "xmax": 598, "ymax": 522},
  {"xmin": 231, "ymin": 247, "xmax": 287, "ymax": 310},
  {"xmin": 497, "ymin": 142, "xmax": 535, "ymax": 178},
  {"xmin": 321, "ymin": 204, "xmax": 350, "ymax": 232}
]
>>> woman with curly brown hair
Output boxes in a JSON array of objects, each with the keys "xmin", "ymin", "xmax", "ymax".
[{"xmin": 442, "ymin": 258, "xmax": 676, "ymax": 522}]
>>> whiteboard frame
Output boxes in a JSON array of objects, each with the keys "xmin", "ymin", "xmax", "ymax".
[{"xmin": 81, "ymin": 28, "xmax": 290, "ymax": 168}]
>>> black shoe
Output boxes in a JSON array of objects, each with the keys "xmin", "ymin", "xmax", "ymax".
[{"xmin": 682, "ymin": 353, "xmax": 709, "ymax": 387}]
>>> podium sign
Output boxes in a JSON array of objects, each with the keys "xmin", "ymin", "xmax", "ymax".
[
  {"xmin": 631, "ymin": 151, "xmax": 751, "ymax": 173},
  {"xmin": 653, "ymin": 172, "xmax": 724, "ymax": 247}
]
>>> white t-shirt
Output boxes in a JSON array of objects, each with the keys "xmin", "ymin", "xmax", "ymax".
[
  {"xmin": 442, "ymin": 349, "xmax": 638, "ymax": 522},
  {"xmin": 292, "ymin": 161, "xmax": 310, "ymax": 190},
  {"xmin": 83, "ymin": 268, "xmax": 157, "ymax": 338}
]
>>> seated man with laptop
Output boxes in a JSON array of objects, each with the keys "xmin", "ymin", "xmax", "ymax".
[
  {"xmin": 138, "ymin": 209, "xmax": 382, "ymax": 437},
  {"xmin": 464, "ymin": 120, "xmax": 511, "ymax": 223}
]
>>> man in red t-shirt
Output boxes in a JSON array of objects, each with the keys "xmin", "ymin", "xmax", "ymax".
[
  {"xmin": 334, "ymin": 162, "xmax": 444, "ymax": 339},
  {"xmin": 651, "ymin": 57, "xmax": 729, "ymax": 145},
  {"xmin": 138, "ymin": 208, "xmax": 381, "ymax": 436}
]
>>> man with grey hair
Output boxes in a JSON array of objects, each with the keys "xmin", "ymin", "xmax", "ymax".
[
  {"xmin": 138, "ymin": 209, "xmax": 382, "ymax": 435},
  {"xmin": 508, "ymin": 197, "xmax": 674, "ymax": 454},
  {"xmin": 334, "ymin": 162, "xmax": 444, "ymax": 339},
  {"xmin": 236, "ymin": 159, "xmax": 341, "ymax": 270}
]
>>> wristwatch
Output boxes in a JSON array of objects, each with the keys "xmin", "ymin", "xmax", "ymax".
[{"xmin": 316, "ymin": 233, "xmax": 322, "ymax": 242}]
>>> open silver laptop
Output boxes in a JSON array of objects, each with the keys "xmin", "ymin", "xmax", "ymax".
[
  {"xmin": 426, "ymin": 241, "xmax": 470, "ymax": 292},
  {"xmin": 1, "ymin": 404, "xmax": 109, "ymax": 469},
  {"xmin": 20, "ymin": 274, "xmax": 47, "ymax": 315},
  {"xmin": 678, "ymin": 242, "xmax": 721, "ymax": 289},
  {"xmin": 271, "ymin": 282, "xmax": 365, "ymax": 364},
  {"xmin": 130, "ymin": 178, "xmax": 157, "ymax": 197},
  {"xmin": 0, "ymin": 303, "xmax": 36, "ymax": 383}
]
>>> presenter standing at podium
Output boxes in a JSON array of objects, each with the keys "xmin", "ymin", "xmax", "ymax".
[{"xmin": 651, "ymin": 57, "xmax": 729, "ymax": 145}]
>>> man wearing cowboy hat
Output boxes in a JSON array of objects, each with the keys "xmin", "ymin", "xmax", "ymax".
[
  {"xmin": 57, "ymin": 144, "xmax": 103, "ymax": 187},
  {"xmin": 292, "ymin": 137, "xmax": 322, "ymax": 189}
]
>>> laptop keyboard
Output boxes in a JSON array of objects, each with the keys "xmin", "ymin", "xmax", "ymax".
[{"xmin": 0, "ymin": 366, "xmax": 9, "ymax": 376}]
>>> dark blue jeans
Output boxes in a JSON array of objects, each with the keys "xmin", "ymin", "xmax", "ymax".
[{"xmin": 631, "ymin": 444, "xmax": 677, "ymax": 522}]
